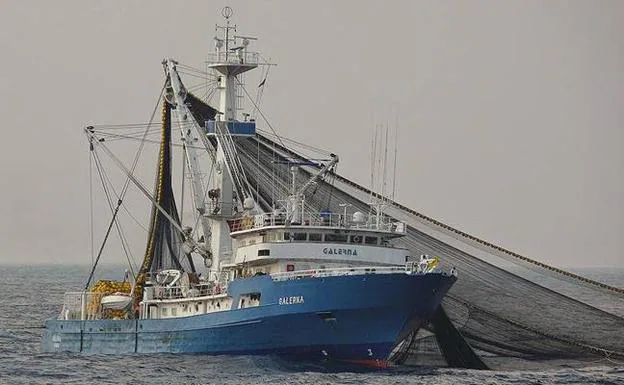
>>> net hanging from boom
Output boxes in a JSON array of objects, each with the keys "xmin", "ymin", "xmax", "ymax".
[
  {"xmin": 232, "ymin": 133, "xmax": 624, "ymax": 368},
  {"xmin": 138, "ymin": 98, "xmax": 195, "ymax": 278},
  {"xmin": 180, "ymin": 91, "xmax": 624, "ymax": 369}
]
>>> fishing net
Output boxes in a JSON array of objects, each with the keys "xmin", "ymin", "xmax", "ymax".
[
  {"xmin": 230, "ymin": 133, "xmax": 624, "ymax": 368},
  {"xmin": 178, "ymin": 92, "xmax": 623, "ymax": 368},
  {"xmin": 140, "ymin": 100, "xmax": 195, "ymax": 275}
]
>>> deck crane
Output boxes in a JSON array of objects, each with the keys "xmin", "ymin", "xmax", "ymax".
[
  {"xmin": 163, "ymin": 60, "xmax": 215, "ymax": 270},
  {"xmin": 286, "ymin": 154, "xmax": 339, "ymax": 224}
]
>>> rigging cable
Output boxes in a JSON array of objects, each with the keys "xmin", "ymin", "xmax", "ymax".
[
  {"xmin": 84, "ymin": 80, "xmax": 167, "ymax": 288},
  {"xmin": 92, "ymin": 148, "xmax": 137, "ymax": 268},
  {"xmin": 84, "ymin": 145, "xmax": 134, "ymax": 289},
  {"xmin": 121, "ymin": 81, "xmax": 168, "ymax": 199},
  {"xmin": 236, "ymin": 77, "xmax": 287, "ymax": 150},
  {"xmin": 171, "ymin": 116, "xmax": 217, "ymax": 243},
  {"xmin": 256, "ymin": 128, "xmax": 332, "ymax": 156},
  {"xmin": 176, "ymin": 62, "xmax": 218, "ymax": 78},
  {"xmin": 180, "ymin": 142, "xmax": 186, "ymax": 224},
  {"xmin": 89, "ymin": 141, "xmax": 94, "ymax": 266},
  {"xmin": 252, "ymin": 58, "xmax": 271, "ymax": 116}
]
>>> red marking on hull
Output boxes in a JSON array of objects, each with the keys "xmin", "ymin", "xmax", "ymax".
[{"xmin": 340, "ymin": 358, "xmax": 390, "ymax": 369}]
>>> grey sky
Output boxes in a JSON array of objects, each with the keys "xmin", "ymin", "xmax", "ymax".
[{"xmin": 0, "ymin": 1, "xmax": 622, "ymax": 268}]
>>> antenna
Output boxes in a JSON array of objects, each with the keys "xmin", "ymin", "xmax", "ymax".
[
  {"xmin": 216, "ymin": 6, "xmax": 237, "ymax": 60},
  {"xmin": 382, "ymin": 122, "xmax": 389, "ymax": 201},
  {"xmin": 392, "ymin": 112, "xmax": 398, "ymax": 200},
  {"xmin": 222, "ymin": 5, "xmax": 233, "ymax": 19}
]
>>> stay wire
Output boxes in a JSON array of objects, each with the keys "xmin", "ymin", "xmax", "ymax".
[
  {"xmin": 252, "ymin": 60, "xmax": 271, "ymax": 116},
  {"xmin": 84, "ymin": 148, "xmax": 132, "ymax": 289},
  {"xmin": 256, "ymin": 128, "xmax": 331, "ymax": 157},
  {"xmin": 120, "ymin": 80, "xmax": 168, "ymax": 199},
  {"xmin": 176, "ymin": 63, "xmax": 217, "ymax": 78},
  {"xmin": 89, "ymin": 145, "xmax": 94, "ymax": 265},
  {"xmin": 84, "ymin": 80, "xmax": 166, "ymax": 287},
  {"xmin": 235, "ymin": 77, "xmax": 287, "ymax": 150},
  {"xmin": 91, "ymin": 148, "xmax": 138, "ymax": 273}
]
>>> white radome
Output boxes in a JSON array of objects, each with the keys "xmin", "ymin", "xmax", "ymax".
[
  {"xmin": 352, "ymin": 211, "xmax": 366, "ymax": 224},
  {"xmin": 243, "ymin": 197, "xmax": 255, "ymax": 210}
]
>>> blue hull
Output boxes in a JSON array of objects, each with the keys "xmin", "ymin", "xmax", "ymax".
[{"xmin": 43, "ymin": 273, "xmax": 455, "ymax": 362}]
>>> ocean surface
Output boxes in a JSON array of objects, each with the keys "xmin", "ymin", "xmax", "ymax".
[{"xmin": 1, "ymin": 264, "xmax": 622, "ymax": 385}]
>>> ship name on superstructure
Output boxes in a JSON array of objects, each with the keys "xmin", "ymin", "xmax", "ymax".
[{"xmin": 322, "ymin": 248, "xmax": 359, "ymax": 256}]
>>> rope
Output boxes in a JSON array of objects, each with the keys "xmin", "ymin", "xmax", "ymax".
[
  {"xmin": 87, "ymin": 148, "xmax": 137, "ymax": 279},
  {"xmin": 176, "ymin": 62, "xmax": 217, "ymax": 78},
  {"xmin": 251, "ymin": 59, "xmax": 271, "ymax": 117},
  {"xmin": 83, "ymin": 80, "xmax": 167, "ymax": 288},
  {"xmin": 89, "ymin": 144, "xmax": 94, "ymax": 265},
  {"xmin": 256, "ymin": 128, "xmax": 332, "ymax": 156},
  {"xmin": 83, "ymin": 150, "xmax": 124, "ymax": 290},
  {"xmin": 236, "ymin": 78, "xmax": 287, "ymax": 150},
  {"xmin": 120, "ymin": 81, "xmax": 167, "ymax": 199}
]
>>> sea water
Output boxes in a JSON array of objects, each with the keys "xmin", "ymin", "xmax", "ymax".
[{"xmin": 1, "ymin": 264, "xmax": 622, "ymax": 385}]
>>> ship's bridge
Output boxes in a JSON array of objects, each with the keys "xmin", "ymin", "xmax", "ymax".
[{"xmin": 226, "ymin": 211, "xmax": 410, "ymax": 269}]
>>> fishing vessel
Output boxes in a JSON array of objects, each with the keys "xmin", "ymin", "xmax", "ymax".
[{"xmin": 42, "ymin": 7, "xmax": 456, "ymax": 366}]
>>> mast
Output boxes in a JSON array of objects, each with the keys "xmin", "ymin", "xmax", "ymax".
[
  {"xmin": 211, "ymin": 6, "xmax": 258, "ymax": 122},
  {"xmin": 204, "ymin": 7, "xmax": 260, "ymax": 282}
]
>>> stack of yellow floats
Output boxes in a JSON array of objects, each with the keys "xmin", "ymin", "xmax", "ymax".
[{"xmin": 88, "ymin": 280, "xmax": 132, "ymax": 319}]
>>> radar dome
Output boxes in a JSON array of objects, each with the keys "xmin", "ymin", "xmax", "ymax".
[
  {"xmin": 352, "ymin": 211, "xmax": 366, "ymax": 224},
  {"xmin": 243, "ymin": 197, "xmax": 255, "ymax": 210}
]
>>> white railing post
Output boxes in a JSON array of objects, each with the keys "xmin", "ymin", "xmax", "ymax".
[
  {"xmin": 80, "ymin": 291, "xmax": 87, "ymax": 320},
  {"xmin": 269, "ymin": 265, "xmax": 409, "ymax": 281}
]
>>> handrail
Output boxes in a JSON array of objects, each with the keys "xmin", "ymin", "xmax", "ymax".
[
  {"xmin": 270, "ymin": 265, "xmax": 432, "ymax": 281},
  {"xmin": 142, "ymin": 281, "xmax": 227, "ymax": 301},
  {"xmin": 59, "ymin": 291, "xmax": 104, "ymax": 320},
  {"xmin": 228, "ymin": 211, "xmax": 406, "ymax": 234},
  {"xmin": 207, "ymin": 51, "xmax": 259, "ymax": 66}
]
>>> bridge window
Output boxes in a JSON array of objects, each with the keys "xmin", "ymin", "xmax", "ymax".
[
  {"xmin": 364, "ymin": 236, "xmax": 378, "ymax": 245},
  {"xmin": 325, "ymin": 233, "xmax": 348, "ymax": 243},
  {"xmin": 293, "ymin": 233, "xmax": 307, "ymax": 241},
  {"xmin": 309, "ymin": 233, "xmax": 322, "ymax": 242},
  {"xmin": 258, "ymin": 249, "xmax": 270, "ymax": 256}
]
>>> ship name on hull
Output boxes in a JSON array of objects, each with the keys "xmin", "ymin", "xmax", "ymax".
[{"xmin": 279, "ymin": 296, "xmax": 305, "ymax": 305}]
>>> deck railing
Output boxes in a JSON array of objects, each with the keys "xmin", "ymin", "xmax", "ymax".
[
  {"xmin": 270, "ymin": 265, "xmax": 422, "ymax": 281},
  {"xmin": 60, "ymin": 262, "xmax": 443, "ymax": 317},
  {"xmin": 142, "ymin": 282, "xmax": 227, "ymax": 301},
  {"xmin": 60, "ymin": 284, "xmax": 229, "ymax": 319},
  {"xmin": 228, "ymin": 212, "xmax": 406, "ymax": 234},
  {"xmin": 59, "ymin": 292, "xmax": 104, "ymax": 320},
  {"xmin": 206, "ymin": 51, "xmax": 259, "ymax": 66}
]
